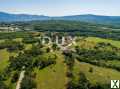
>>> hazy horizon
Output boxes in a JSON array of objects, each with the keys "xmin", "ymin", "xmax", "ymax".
[{"xmin": 0, "ymin": 0, "xmax": 120, "ymax": 16}]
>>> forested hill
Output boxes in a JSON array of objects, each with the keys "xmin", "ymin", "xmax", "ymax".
[
  {"xmin": 0, "ymin": 12, "xmax": 120, "ymax": 25},
  {"xmin": 56, "ymin": 14, "xmax": 120, "ymax": 25}
]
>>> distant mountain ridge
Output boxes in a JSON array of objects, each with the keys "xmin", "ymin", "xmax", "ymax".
[
  {"xmin": 0, "ymin": 12, "xmax": 50, "ymax": 22},
  {"xmin": 0, "ymin": 12, "xmax": 120, "ymax": 25}
]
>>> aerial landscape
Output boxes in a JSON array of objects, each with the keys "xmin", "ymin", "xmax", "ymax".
[{"xmin": 0, "ymin": 0, "xmax": 120, "ymax": 89}]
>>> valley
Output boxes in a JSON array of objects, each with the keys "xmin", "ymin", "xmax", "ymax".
[{"xmin": 0, "ymin": 21, "xmax": 120, "ymax": 89}]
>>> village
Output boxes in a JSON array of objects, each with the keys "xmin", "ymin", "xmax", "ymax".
[{"xmin": 0, "ymin": 26, "xmax": 20, "ymax": 32}]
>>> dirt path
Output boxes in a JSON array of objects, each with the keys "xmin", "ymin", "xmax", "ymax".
[{"xmin": 16, "ymin": 70, "xmax": 25, "ymax": 89}]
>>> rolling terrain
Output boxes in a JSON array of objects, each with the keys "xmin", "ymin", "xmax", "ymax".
[{"xmin": 0, "ymin": 20, "xmax": 120, "ymax": 89}]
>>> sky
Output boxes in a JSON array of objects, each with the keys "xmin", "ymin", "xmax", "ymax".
[{"xmin": 0, "ymin": 0, "xmax": 119, "ymax": 16}]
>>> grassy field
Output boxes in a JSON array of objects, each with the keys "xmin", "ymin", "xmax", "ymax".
[
  {"xmin": 75, "ymin": 37, "xmax": 120, "ymax": 50},
  {"xmin": 0, "ymin": 49, "xmax": 17, "ymax": 89},
  {"xmin": 0, "ymin": 39, "xmax": 5, "ymax": 43},
  {"xmin": 106, "ymin": 60, "xmax": 120, "ymax": 68},
  {"xmin": 86, "ymin": 37, "xmax": 120, "ymax": 48},
  {"xmin": 0, "ymin": 49, "xmax": 9, "ymax": 72},
  {"xmin": 73, "ymin": 60, "xmax": 120, "ymax": 85},
  {"xmin": 25, "ymin": 44, "xmax": 32, "ymax": 50},
  {"xmin": 13, "ymin": 38, "xmax": 23, "ymax": 42},
  {"xmin": 73, "ymin": 37, "xmax": 120, "ymax": 85},
  {"xmin": 35, "ymin": 52, "xmax": 67, "ymax": 89}
]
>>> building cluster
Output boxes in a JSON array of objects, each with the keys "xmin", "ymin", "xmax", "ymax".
[{"xmin": 0, "ymin": 26, "xmax": 20, "ymax": 32}]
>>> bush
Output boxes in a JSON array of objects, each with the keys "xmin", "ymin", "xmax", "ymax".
[
  {"xmin": 11, "ymin": 71, "xmax": 19, "ymax": 83},
  {"xmin": 21, "ymin": 75, "xmax": 36, "ymax": 89},
  {"xmin": 89, "ymin": 67, "xmax": 93, "ymax": 73},
  {"xmin": 0, "ymin": 81, "xmax": 8, "ymax": 89}
]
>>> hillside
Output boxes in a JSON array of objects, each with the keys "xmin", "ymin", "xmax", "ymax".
[{"xmin": 0, "ymin": 33, "xmax": 120, "ymax": 89}]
